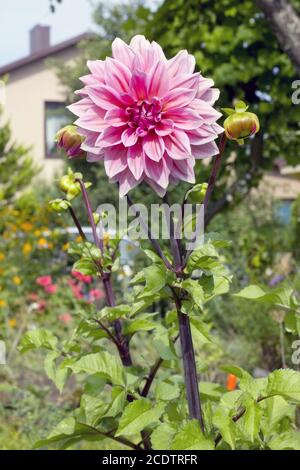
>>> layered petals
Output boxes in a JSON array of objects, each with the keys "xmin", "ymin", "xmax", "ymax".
[{"xmin": 69, "ymin": 35, "xmax": 222, "ymax": 196}]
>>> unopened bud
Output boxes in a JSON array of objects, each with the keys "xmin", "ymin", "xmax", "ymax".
[
  {"xmin": 186, "ymin": 183, "xmax": 208, "ymax": 204},
  {"xmin": 223, "ymin": 101, "xmax": 260, "ymax": 145},
  {"xmin": 59, "ymin": 168, "xmax": 83, "ymax": 201},
  {"xmin": 49, "ymin": 199, "xmax": 71, "ymax": 213},
  {"xmin": 93, "ymin": 213, "xmax": 101, "ymax": 225},
  {"xmin": 56, "ymin": 125, "xmax": 85, "ymax": 158}
]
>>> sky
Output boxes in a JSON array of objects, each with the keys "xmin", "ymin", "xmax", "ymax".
[{"xmin": 0, "ymin": 0, "xmax": 96, "ymax": 66}]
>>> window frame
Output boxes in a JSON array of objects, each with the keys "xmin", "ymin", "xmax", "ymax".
[{"xmin": 44, "ymin": 101, "xmax": 70, "ymax": 159}]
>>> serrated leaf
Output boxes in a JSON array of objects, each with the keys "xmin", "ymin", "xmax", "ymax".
[
  {"xmin": 69, "ymin": 352, "xmax": 125, "ymax": 386},
  {"xmin": 19, "ymin": 329, "xmax": 58, "ymax": 353},
  {"xmin": 171, "ymin": 421, "xmax": 214, "ymax": 450},
  {"xmin": 267, "ymin": 369, "xmax": 300, "ymax": 402},
  {"xmin": 116, "ymin": 398, "xmax": 165, "ymax": 437},
  {"xmin": 151, "ymin": 423, "xmax": 176, "ymax": 450}
]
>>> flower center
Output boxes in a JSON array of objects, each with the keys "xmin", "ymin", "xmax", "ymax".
[{"xmin": 127, "ymin": 98, "xmax": 162, "ymax": 137}]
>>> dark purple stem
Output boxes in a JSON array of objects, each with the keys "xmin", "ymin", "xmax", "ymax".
[
  {"xmin": 68, "ymin": 206, "xmax": 86, "ymax": 240},
  {"xmin": 203, "ymin": 133, "xmax": 227, "ymax": 211}
]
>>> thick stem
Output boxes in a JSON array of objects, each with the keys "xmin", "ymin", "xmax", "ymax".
[
  {"xmin": 173, "ymin": 290, "xmax": 205, "ymax": 432},
  {"xmin": 164, "ymin": 195, "xmax": 205, "ymax": 432},
  {"xmin": 68, "ymin": 206, "xmax": 86, "ymax": 240}
]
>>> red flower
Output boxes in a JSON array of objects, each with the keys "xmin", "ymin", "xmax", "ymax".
[
  {"xmin": 71, "ymin": 271, "xmax": 92, "ymax": 284},
  {"xmin": 36, "ymin": 276, "xmax": 52, "ymax": 287},
  {"xmin": 59, "ymin": 313, "xmax": 73, "ymax": 325},
  {"xmin": 44, "ymin": 284, "xmax": 58, "ymax": 295},
  {"xmin": 89, "ymin": 289, "xmax": 105, "ymax": 302}
]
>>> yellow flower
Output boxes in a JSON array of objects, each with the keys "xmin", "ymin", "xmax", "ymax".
[
  {"xmin": 48, "ymin": 242, "xmax": 54, "ymax": 250},
  {"xmin": 21, "ymin": 222, "xmax": 33, "ymax": 232},
  {"xmin": 23, "ymin": 242, "xmax": 32, "ymax": 255},
  {"xmin": 13, "ymin": 276, "xmax": 22, "ymax": 286},
  {"xmin": 62, "ymin": 243, "xmax": 69, "ymax": 251},
  {"xmin": 0, "ymin": 253, "xmax": 5, "ymax": 262},
  {"xmin": 0, "ymin": 299, "xmax": 7, "ymax": 308},
  {"xmin": 75, "ymin": 236, "xmax": 82, "ymax": 243},
  {"xmin": 38, "ymin": 238, "xmax": 48, "ymax": 248},
  {"xmin": 8, "ymin": 318, "xmax": 17, "ymax": 328},
  {"xmin": 34, "ymin": 229, "xmax": 42, "ymax": 237}
]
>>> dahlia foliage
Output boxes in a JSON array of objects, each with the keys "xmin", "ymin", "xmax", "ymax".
[{"xmin": 69, "ymin": 35, "xmax": 223, "ymax": 196}]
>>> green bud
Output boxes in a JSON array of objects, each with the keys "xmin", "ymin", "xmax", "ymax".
[
  {"xmin": 93, "ymin": 212, "xmax": 101, "ymax": 225},
  {"xmin": 186, "ymin": 183, "xmax": 208, "ymax": 204},
  {"xmin": 223, "ymin": 101, "xmax": 260, "ymax": 145},
  {"xmin": 49, "ymin": 199, "xmax": 71, "ymax": 213}
]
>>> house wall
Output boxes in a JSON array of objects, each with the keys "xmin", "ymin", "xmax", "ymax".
[{"xmin": 1, "ymin": 47, "xmax": 79, "ymax": 181}]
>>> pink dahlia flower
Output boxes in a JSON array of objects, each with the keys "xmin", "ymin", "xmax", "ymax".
[{"xmin": 68, "ymin": 35, "xmax": 223, "ymax": 196}]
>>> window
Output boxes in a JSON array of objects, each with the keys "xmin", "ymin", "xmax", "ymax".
[{"xmin": 45, "ymin": 102, "xmax": 71, "ymax": 158}]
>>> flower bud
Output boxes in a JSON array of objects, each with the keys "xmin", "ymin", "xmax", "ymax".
[
  {"xmin": 59, "ymin": 169, "xmax": 83, "ymax": 201},
  {"xmin": 186, "ymin": 183, "xmax": 208, "ymax": 204},
  {"xmin": 93, "ymin": 212, "xmax": 101, "ymax": 225},
  {"xmin": 49, "ymin": 199, "xmax": 71, "ymax": 213},
  {"xmin": 223, "ymin": 101, "xmax": 260, "ymax": 144},
  {"xmin": 56, "ymin": 125, "xmax": 85, "ymax": 158}
]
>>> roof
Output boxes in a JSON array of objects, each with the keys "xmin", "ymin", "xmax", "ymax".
[{"xmin": 0, "ymin": 32, "xmax": 93, "ymax": 76}]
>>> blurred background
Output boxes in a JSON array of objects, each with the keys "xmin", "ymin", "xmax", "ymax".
[{"xmin": 1, "ymin": 0, "xmax": 300, "ymax": 449}]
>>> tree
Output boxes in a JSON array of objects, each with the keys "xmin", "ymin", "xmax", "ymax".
[
  {"xmin": 257, "ymin": 0, "xmax": 300, "ymax": 74},
  {"xmin": 0, "ymin": 114, "xmax": 36, "ymax": 208}
]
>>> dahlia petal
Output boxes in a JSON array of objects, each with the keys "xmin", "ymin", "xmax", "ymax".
[
  {"xmin": 104, "ymin": 146, "xmax": 128, "ymax": 178},
  {"xmin": 130, "ymin": 70, "xmax": 148, "ymax": 101},
  {"xmin": 192, "ymin": 141, "xmax": 219, "ymax": 159},
  {"xmin": 87, "ymin": 85, "xmax": 127, "ymax": 110},
  {"xmin": 187, "ymin": 127, "xmax": 217, "ymax": 145},
  {"xmin": 67, "ymin": 98, "xmax": 92, "ymax": 117},
  {"xmin": 167, "ymin": 50, "xmax": 195, "ymax": 77},
  {"xmin": 165, "ymin": 108, "xmax": 204, "ymax": 130},
  {"xmin": 143, "ymin": 133, "xmax": 165, "ymax": 161},
  {"xmin": 170, "ymin": 73, "xmax": 200, "ymax": 91},
  {"xmin": 197, "ymin": 77, "xmax": 215, "ymax": 97},
  {"xmin": 105, "ymin": 108, "xmax": 128, "ymax": 127},
  {"xmin": 80, "ymin": 75, "xmax": 101, "ymax": 86},
  {"xmin": 200, "ymin": 88, "xmax": 220, "ymax": 105},
  {"xmin": 112, "ymin": 38, "xmax": 135, "ymax": 68},
  {"xmin": 128, "ymin": 143, "xmax": 144, "ymax": 180},
  {"xmin": 130, "ymin": 35, "xmax": 151, "ymax": 55},
  {"xmin": 87, "ymin": 60, "xmax": 105, "ymax": 79},
  {"xmin": 145, "ymin": 177, "xmax": 168, "ymax": 197},
  {"xmin": 104, "ymin": 58, "xmax": 131, "ymax": 93},
  {"xmin": 155, "ymin": 119, "xmax": 174, "ymax": 136},
  {"xmin": 150, "ymin": 41, "xmax": 167, "ymax": 63},
  {"xmin": 87, "ymin": 152, "xmax": 104, "ymax": 162},
  {"xmin": 148, "ymin": 61, "xmax": 169, "ymax": 99},
  {"xmin": 172, "ymin": 157, "xmax": 195, "ymax": 184},
  {"xmin": 116, "ymin": 169, "xmax": 142, "ymax": 197},
  {"xmin": 165, "ymin": 130, "xmax": 191, "ymax": 160},
  {"xmin": 163, "ymin": 88, "xmax": 196, "ymax": 111},
  {"xmin": 122, "ymin": 128, "xmax": 138, "ymax": 147},
  {"xmin": 190, "ymin": 99, "xmax": 222, "ymax": 123},
  {"xmin": 96, "ymin": 126, "xmax": 125, "ymax": 148},
  {"xmin": 144, "ymin": 157, "xmax": 170, "ymax": 189},
  {"xmin": 75, "ymin": 108, "xmax": 107, "ymax": 132}
]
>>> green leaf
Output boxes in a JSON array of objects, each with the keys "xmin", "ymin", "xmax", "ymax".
[
  {"xmin": 242, "ymin": 397, "xmax": 262, "ymax": 442},
  {"xmin": 213, "ymin": 408, "xmax": 236, "ymax": 450},
  {"xmin": 268, "ymin": 430, "xmax": 300, "ymax": 450},
  {"xmin": 171, "ymin": 421, "xmax": 214, "ymax": 450},
  {"xmin": 19, "ymin": 329, "xmax": 58, "ymax": 353},
  {"xmin": 98, "ymin": 304, "xmax": 131, "ymax": 322},
  {"xmin": 80, "ymin": 394, "xmax": 106, "ymax": 426},
  {"xmin": 69, "ymin": 352, "xmax": 125, "ymax": 386},
  {"xmin": 234, "ymin": 285, "xmax": 293, "ymax": 310},
  {"xmin": 116, "ymin": 398, "xmax": 165, "ymax": 437},
  {"xmin": 267, "ymin": 369, "xmax": 300, "ymax": 402},
  {"xmin": 124, "ymin": 314, "xmax": 158, "ymax": 336},
  {"xmin": 73, "ymin": 258, "xmax": 97, "ymax": 276},
  {"xmin": 151, "ymin": 423, "xmax": 176, "ymax": 450},
  {"xmin": 44, "ymin": 351, "xmax": 71, "ymax": 393},
  {"xmin": 182, "ymin": 279, "xmax": 204, "ymax": 308},
  {"xmin": 155, "ymin": 381, "xmax": 180, "ymax": 401}
]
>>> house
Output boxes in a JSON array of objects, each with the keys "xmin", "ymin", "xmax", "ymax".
[{"xmin": 0, "ymin": 25, "xmax": 90, "ymax": 180}]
